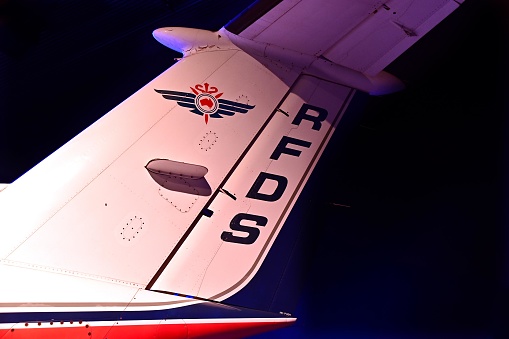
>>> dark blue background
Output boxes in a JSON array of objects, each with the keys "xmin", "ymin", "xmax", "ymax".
[{"xmin": 0, "ymin": 0, "xmax": 507, "ymax": 338}]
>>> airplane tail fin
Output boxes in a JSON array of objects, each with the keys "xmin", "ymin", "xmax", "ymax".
[
  {"xmin": 215, "ymin": 77, "xmax": 359, "ymax": 316},
  {"xmin": 0, "ymin": 1, "xmax": 463, "ymax": 338},
  {"xmin": 144, "ymin": 70, "xmax": 356, "ymax": 315}
]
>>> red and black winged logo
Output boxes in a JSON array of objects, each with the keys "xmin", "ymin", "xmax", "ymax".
[{"xmin": 155, "ymin": 83, "xmax": 255, "ymax": 124}]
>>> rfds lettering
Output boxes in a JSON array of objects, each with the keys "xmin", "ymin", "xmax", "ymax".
[{"xmin": 221, "ymin": 103, "xmax": 328, "ymax": 245}]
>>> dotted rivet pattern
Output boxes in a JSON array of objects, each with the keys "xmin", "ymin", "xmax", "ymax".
[
  {"xmin": 158, "ymin": 177, "xmax": 198, "ymax": 212},
  {"xmin": 120, "ymin": 216, "xmax": 144, "ymax": 242},
  {"xmin": 198, "ymin": 131, "xmax": 218, "ymax": 151}
]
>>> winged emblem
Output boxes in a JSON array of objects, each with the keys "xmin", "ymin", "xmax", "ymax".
[{"xmin": 155, "ymin": 82, "xmax": 255, "ymax": 124}]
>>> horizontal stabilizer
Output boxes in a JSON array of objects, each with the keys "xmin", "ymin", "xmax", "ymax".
[{"xmin": 227, "ymin": 0, "xmax": 462, "ymax": 76}]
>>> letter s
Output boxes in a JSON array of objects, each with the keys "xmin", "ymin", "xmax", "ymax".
[{"xmin": 221, "ymin": 213, "xmax": 268, "ymax": 245}]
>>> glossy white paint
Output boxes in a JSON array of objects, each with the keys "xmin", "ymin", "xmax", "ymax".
[
  {"xmin": 153, "ymin": 27, "xmax": 234, "ymax": 56},
  {"xmin": 151, "ymin": 76, "xmax": 354, "ymax": 299},
  {"xmin": 0, "ymin": 48, "xmax": 290, "ymax": 287},
  {"xmin": 0, "ymin": 1, "xmax": 464, "ymax": 337}
]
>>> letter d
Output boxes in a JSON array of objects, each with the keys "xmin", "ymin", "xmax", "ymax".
[{"xmin": 246, "ymin": 172, "xmax": 288, "ymax": 202}]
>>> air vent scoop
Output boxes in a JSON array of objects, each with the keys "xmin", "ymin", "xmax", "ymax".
[
  {"xmin": 145, "ymin": 159, "xmax": 208, "ymax": 179},
  {"xmin": 145, "ymin": 159, "xmax": 211, "ymax": 198}
]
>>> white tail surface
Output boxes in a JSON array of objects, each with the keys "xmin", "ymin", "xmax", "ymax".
[
  {"xmin": 0, "ymin": 47, "xmax": 291, "ymax": 288},
  {"xmin": 149, "ymin": 75, "xmax": 355, "ymax": 300}
]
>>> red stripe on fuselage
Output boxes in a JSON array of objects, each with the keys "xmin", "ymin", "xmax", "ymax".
[
  {"xmin": 185, "ymin": 320, "xmax": 293, "ymax": 338},
  {"xmin": 1, "ymin": 320, "xmax": 293, "ymax": 338}
]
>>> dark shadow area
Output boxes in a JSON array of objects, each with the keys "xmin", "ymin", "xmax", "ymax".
[{"xmin": 147, "ymin": 171, "xmax": 212, "ymax": 196}]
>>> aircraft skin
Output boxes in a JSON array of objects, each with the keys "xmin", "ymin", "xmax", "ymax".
[{"xmin": 0, "ymin": 0, "xmax": 465, "ymax": 338}]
